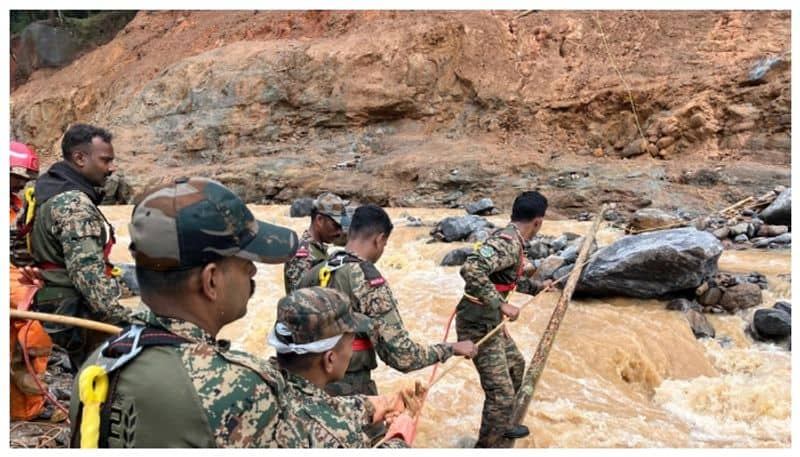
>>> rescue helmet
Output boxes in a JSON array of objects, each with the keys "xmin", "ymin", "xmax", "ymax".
[{"xmin": 10, "ymin": 141, "xmax": 40, "ymax": 180}]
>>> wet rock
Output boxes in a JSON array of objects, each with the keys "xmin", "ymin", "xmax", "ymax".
[
  {"xmin": 757, "ymin": 224, "xmax": 788, "ymax": 237},
  {"xmin": 772, "ymin": 233, "xmax": 791, "ymax": 244},
  {"xmin": 560, "ymin": 244, "xmax": 580, "ymax": 263},
  {"xmin": 699, "ymin": 287, "xmax": 723, "ymax": 306},
  {"xmin": 729, "ymin": 222, "xmax": 749, "ymax": 237},
  {"xmin": 440, "ymin": 247, "xmax": 474, "ymax": 266},
  {"xmin": 667, "ymin": 298, "xmax": 699, "ymax": 312},
  {"xmin": 774, "ymin": 301, "xmax": 791, "ymax": 315},
  {"xmin": 628, "ymin": 208, "xmax": 682, "ymax": 233},
  {"xmin": 290, "ymin": 197, "xmax": 315, "ymax": 217},
  {"xmin": 751, "ymin": 308, "xmax": 791, "ymax": 340},
  {"xmin": 577, "ymin": 227, "xmax": 723, "ymax": 298},
  {"xmin": 719, "ymin": 282, "xmax": 762, "ymax": 312},
  {"xmin": 686, "ymin": 308, "xmax": 715, "ymax": 338},
  {"xmin": 759, "ymin": 188, "xmax": 791, "ymax": 226},
  {"xmin": 712, "ymin": 227, "xmax": 730, "ymax": 240},
  {"xmin": 536, "ymin": 255, "xmax": 565, "ymax": 279},
  {"xmin": 550, "ymin": 235, "xmax": 569, "ymax": 252},
  {"xmin": 431, "ymin": 215, "xmax": 494, "ymax": 242},
  {"xmin": 733, "ymin": 234, "xmax": 749, "ymax": 243},
  {"xmin": 552, "ymin": 263, "xmax": 575, "ymax": 282},
  {"xmin": 604, "ymin": 210, "xmax": 621, "ymax": 222},
  {"xmin": 465, "ymin": 198, "xmax": 495, "ymax": 215},
  {"xmin": 527, "ymin": 239, "xmax": 550, "ymax": 260},
  {"xmin": 621, "ymin": 139, "xmax": 647, "ymax": 158}
]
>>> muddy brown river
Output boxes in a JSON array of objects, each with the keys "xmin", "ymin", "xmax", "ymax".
[{"xmin": 105, "ymin": 205, "xmax": 790, "ymax": 448}]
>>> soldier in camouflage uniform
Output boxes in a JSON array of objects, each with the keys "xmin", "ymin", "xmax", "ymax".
[
  {"xmin": 69, "ymin": 176, "xmax": 302, "ymax": 447},
  {"xmin": 298, "ymin": 204, "xmax": 478, "ymax": 397},
  {"xmin": 269, "ymin": 287, "xmax": 419, "ymax": 447},
  {"xmin": 283, "ymin": 192, "xmax": 346, "ymax": 294},
  {"xmin": 27, "ymin": 124, "xmax": 130, "ymax": 369},
  {"xmin": 455, "ymin": 191, "xmax": 548, "ymax": 447}
]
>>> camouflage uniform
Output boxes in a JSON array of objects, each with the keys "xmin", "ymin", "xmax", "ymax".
[
  {"xmin": 283, "ymin": 193, "xmax": 347, "ymax": 294},
  {"xmin": 455, "ymin": 223, "xmax": 527, "ymax": 447},
  {"xmin": 29, "ymin": 162, "xmax": 128, "ymax": 368},
  {"xmin": 298, "ymin": 251, "xmax": 453, "ymax": 396},
  {"xmin": 70, "ymin": 307, "xmax": 296, "ymax": 447},
  {"xmin": 270, "ymin": 287, "xmax": 407, "ymax": 448},
  {"xmin": 283, "ymin": 229, "xmax": 328, "ymax": 294},
  {"xmin": 68, "ymin": 177, "xmax": 301, "ymax": 448}
]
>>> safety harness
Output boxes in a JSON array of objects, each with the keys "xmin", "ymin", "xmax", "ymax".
[
  {"xmin": 464, "ymin": 230, "xmax": 527, "ymax": 305},
  {"xmin": 318, "ymin": 252, "xmax": 378, "ymax": 351},
  {"xmin": 77, "ymin": 325, "xmax": 186, "ymax": 448},
  {"xmin": 16, "ymin": 187, "xmax": 122, "ymax": 278}
]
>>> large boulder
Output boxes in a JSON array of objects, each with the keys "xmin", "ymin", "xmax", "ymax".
[
  {"xmin": 718, "ymin": 282, "xmax": 763, "ymax": 312},
  {"xmin": 577, "ymin": 227, "xmax": 723, "ymax": 298},
  {"xmin": 465, "ymin": 198, "xmax": 495, "ymax": 215},
  {"xmin": 627, "ymin": 208, "xmax": 683, "ymax": 233},
  {"xmin": 759, "ymin": 188, "xmax": 791, "ymax": 226},
  {"xmin": 685, "ymin": 309, "xmax": 715, "ymax": 339},
  {"xmin": 431, "ymin": 215, "xmax": 494, "ymax": 242},
  {"xmin": 751, "ymin": 308, "xmax": 791, "ymax": 340}
]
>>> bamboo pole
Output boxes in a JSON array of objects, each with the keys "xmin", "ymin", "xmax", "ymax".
[
  {"xmin": 492, "ymin": 204, "xmax": 607, "ymax": 448},
  {"xmin": 10, "ymin": 309, "xmax": 122, "ymax": 334}
]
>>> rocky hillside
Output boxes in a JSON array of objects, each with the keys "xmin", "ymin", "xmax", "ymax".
[{"xmin": 10, "ymin": 10, "xmax": 791, "ymax": 217}]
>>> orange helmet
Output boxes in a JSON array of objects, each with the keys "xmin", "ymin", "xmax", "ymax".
[{"xmin": 10, "ymin": 141, "xmax": 39, "ymax": 180}]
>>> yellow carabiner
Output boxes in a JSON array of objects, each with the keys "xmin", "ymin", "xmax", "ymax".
[
  {"xmin": 319, "ymin": 266, "xmax": 332, "ymax": 288},
  {"xmin": 110, "ymin": 266, "xmax": 123, "ymax": 278},
  {"xmin": 23, "ymin": 188, "xmax": 36, "ymax": 253},
  {"xmin": 78, "ymin": 365, "xmax": 110, "ymax": 448}
]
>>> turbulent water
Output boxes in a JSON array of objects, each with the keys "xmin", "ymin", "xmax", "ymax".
[{"xmin": 105, "ymin": 205, "xmax": 791, "ymax": 448}]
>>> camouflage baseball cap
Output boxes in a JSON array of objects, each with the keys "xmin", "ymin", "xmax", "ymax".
[
  {"xmin": 313, "ymin": 192, "xmax": 347, "ymax": 225},
  {"xmin": 129, "ymin": 177, "xmax": 299, "ymax": 271},
  {"xmin": 274, "ymin": 287, "xmax": 371, "ymax": 345}
]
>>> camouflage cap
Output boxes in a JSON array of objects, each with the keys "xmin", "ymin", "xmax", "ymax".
[
  {"xmin": 313, "ymin": 192, "xmax": 347, "ymax": 226},
  {"xmin": 129, "ymin": 177, "xmax": 299, "ymax": 271},
  {"xmin": 274, "ymin": 287, "xmax": 371, "ymax": 345}
]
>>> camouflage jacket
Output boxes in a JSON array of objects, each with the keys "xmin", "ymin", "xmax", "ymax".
[
  {"xmin": 283, "ymin": 229, "xmax": 328, "ymax": 294},
  {"xmin": 298, "ymin": 251, "xmax": 453, "ymax": 374},
  {"xmin": 456, "ymin": 223, "xmax": 527, "ymax": 327},
  {"xmin": 70, "ymin": 305, "xmax": 296, "ymax": 447},
  {"xmin": 31, "ymin": 189, "xmax": 128, "ymax": 324}
]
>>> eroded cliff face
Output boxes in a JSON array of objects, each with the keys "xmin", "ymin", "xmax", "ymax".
[{"xmin": 10, "ymin": 10, "xmax": 791, "ymax": 216}]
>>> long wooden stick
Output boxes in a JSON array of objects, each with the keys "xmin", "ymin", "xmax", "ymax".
[
  {"xmin": 10, "ymin": 309, "xmax": 122, "ymax": 334},
  {"xmin": 493, "ymin": 204, "xmax": 607, "ymax": 448}
]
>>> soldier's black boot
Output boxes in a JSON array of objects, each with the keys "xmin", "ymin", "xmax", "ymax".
[{"xmin": 502, "ymin": 424, "xmax": 530, "ymax": 440}]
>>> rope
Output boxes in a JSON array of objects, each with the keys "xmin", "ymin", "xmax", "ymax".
[
  {"xmin": 593, "ymin": 12, "xmax": 646, "ymax": 143},
  {"xmin": 372, "ymin": 258, "xmax": 594, "ymax": 447}
]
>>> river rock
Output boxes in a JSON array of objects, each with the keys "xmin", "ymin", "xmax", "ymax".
[
  {"xmin": 733, "ymin": 234, "xmax": 749, "ymax": 243},
  {"xmin": 729, "ymin": 222, "xmax": 749, "ymax": 237},
  {"xmin": 440, "ymin": 247, "xmax": 474, "ymax": 266},
  {"xmin": 667, "ymin": 298, "xmax": 700, "ymax": 312},
  {"xmin": 757, "ymin": 224, "xmax": 788, "ymax": 237},
  {"xmin": 627, "ymin": 208, "xmax": 682, "ymax": 233},
  {"xmin": 712, "ymin": 227, "xmax": 730, "ymax": 240},
  {"xmin": 552, "ymin": 263, "xmax": 575, "ymax": 282},
  {"xmin": 465, "ymin": 198, "xmax": 495, "ymax": 215},
  {"xmin": 431, "ymin": 215, "xmax": 494, "ymax": 242},
  {"xmin": 290, "ymin": 197, "xmax": 315, "ymax": 217},
  {"xmin": 536, "ymin": 255, "xmax": 565, "ymax": 279},
  {"xmin": 774, "ymin": 301, "xmax": 791, "ymax": 315},
  {"xmin": 699, "ymin": 286, "xmax": 723, "ymax": 306},
  {"xmin": 759, "ymin": 187, "xmax": 791, "ymax": 226},
  {"xmin": 686, "ymin": 308, "xmax": 715, "ymax": 338},
  {"xmin": 719, "ymin": 282, "xmax": 762, "ymax": 312},
  {"xmin": 751, "ymin": 308, "xmax": 791, "ymax": 339},
  {"xmin": 527, "ymin": 239, "xmax": 551, "ymax": 260},
  {"xmin": 577, "ymin": 227, "xmax": 723, "ymax": 298}
]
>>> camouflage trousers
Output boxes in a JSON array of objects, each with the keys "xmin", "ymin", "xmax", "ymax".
[{"xmin": 456, "ymin": 318, "xmax": 525, "ymax": 448}]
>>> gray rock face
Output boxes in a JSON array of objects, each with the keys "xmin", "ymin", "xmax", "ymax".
[
  {"xmin": 290, "ymin": 197, "xmax": 315, "ymax": 217},
  {"xmin": 465, "ymin": 198, "xmax": 495, "ymax": 215},
  {"xmin": 774, "ymin": 301, "xmax": 791, "ymax": 315},
  {"xmin": 431, "ymin": 215, "xmax": 494, "ymax": 242},
  {"xmin": 752, "ymin": 308, "xmax": 791, "ymax": 339},
  {"xmin": 759, "ymin": 188, "xmax": 791, "ymax": 226},
  {"xmin": 440, "ymin": 247, "xmax": 474, "ymax": 266},
  {"xmin": 577, "ymin": 227, "xmax": 723, "ymax": 298}
]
